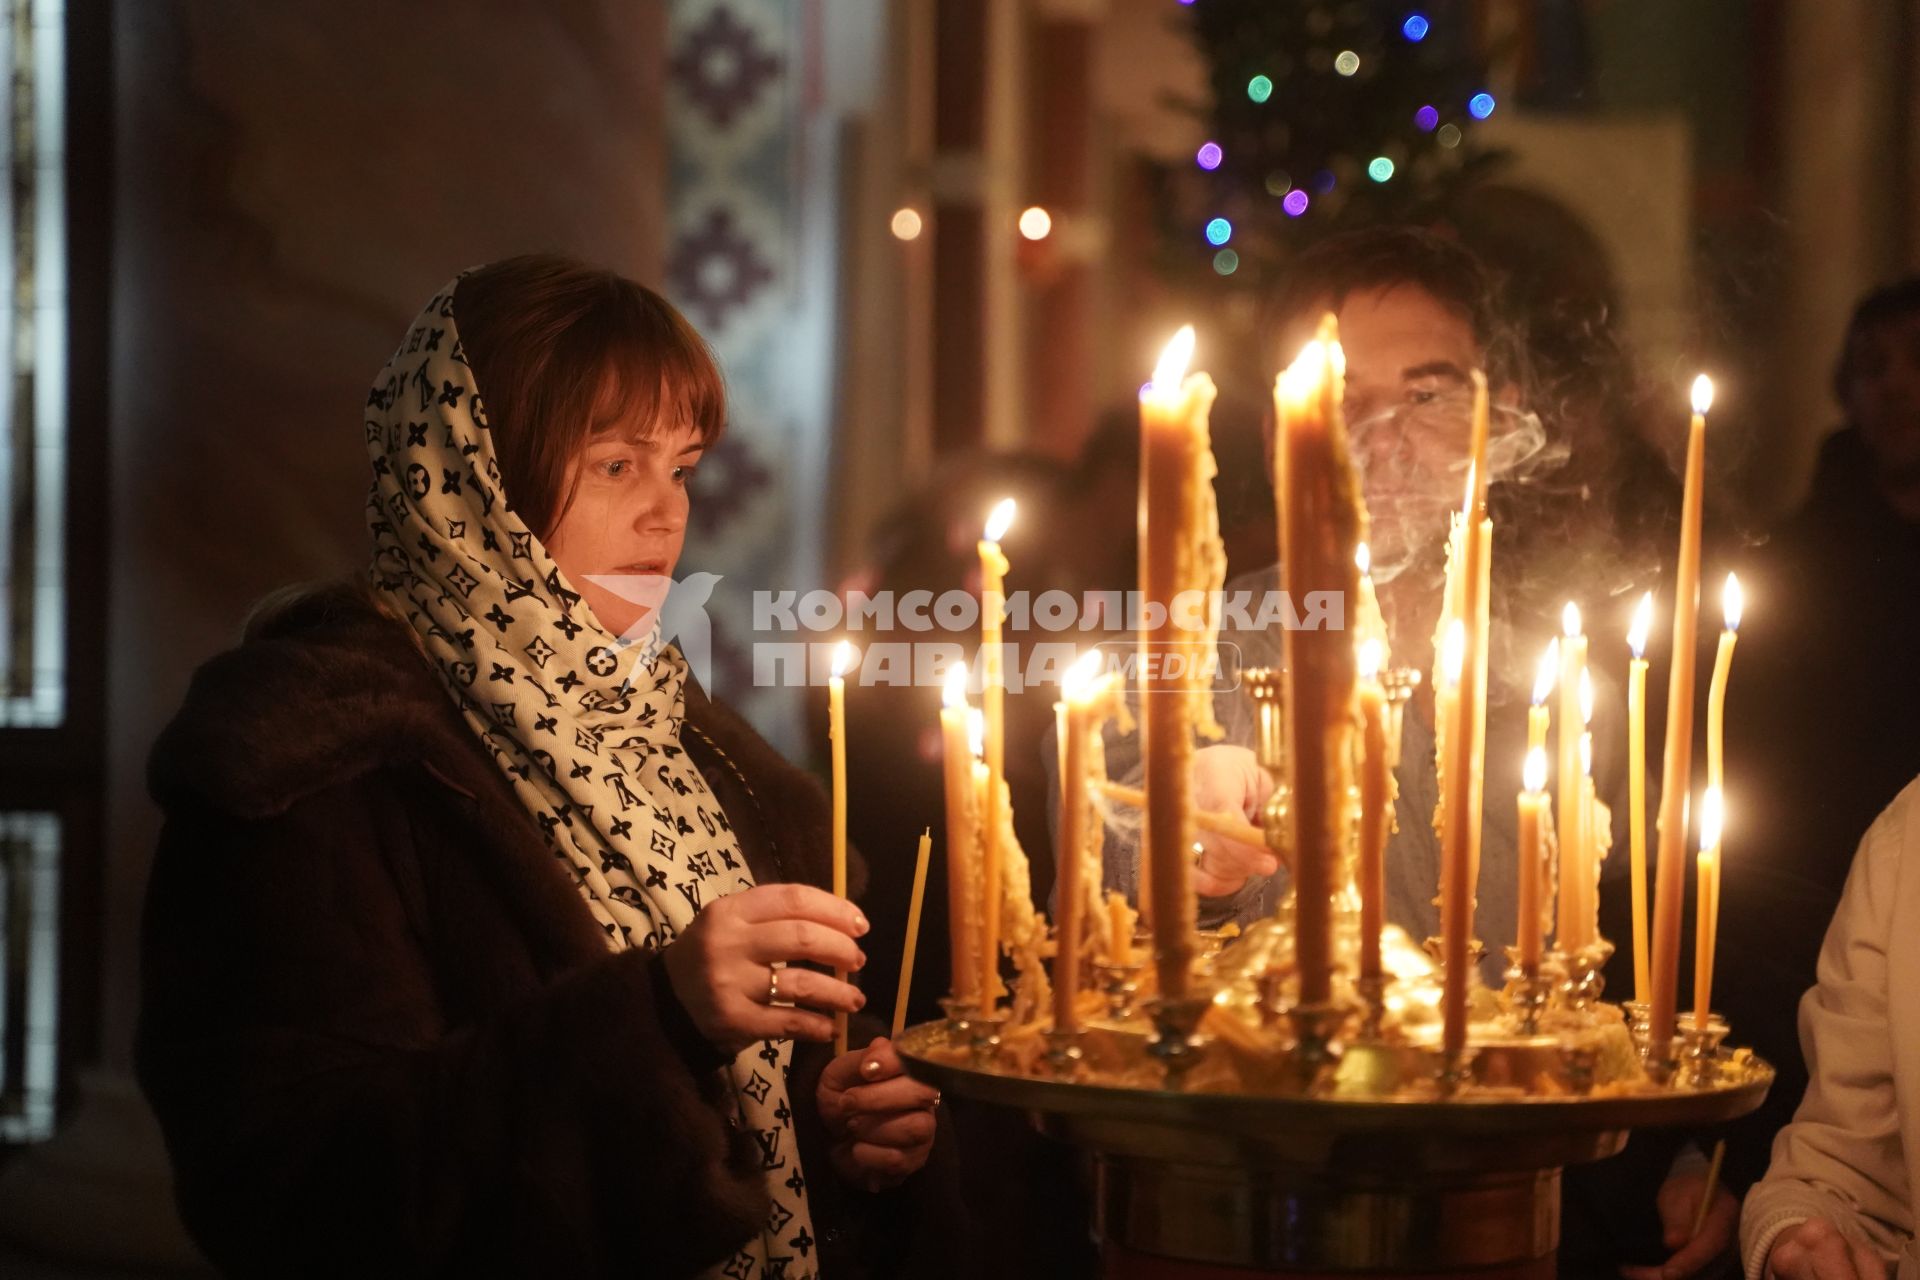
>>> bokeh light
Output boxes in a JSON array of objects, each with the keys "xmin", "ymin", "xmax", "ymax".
[
  {"xmin": 1414, "ymin": 104, "xmax": 1439, "ymax": 131},
  {"xmin": 1212, "ymin": 249, "xmax": 1240, "ymax": 276},
  {"xmin": 1204, "ymin": 217, "xmax": 1232, "ymax": 246},
  {"xmin": 1264, "ymin": 170, "xmax": 1292, "ymax": 197},
  {"xmin": 1196, "ymin": 141, "xmax": 1224, "ymax": 170},
  {"xmin": 1468, "ymin": 92, "xmax": 1497, "ymax": 119},
  {"xmin": 1368, "ymin": 156, "xmax": 1395, "ymax": 182},
  {"xmin": 1437, "ymin": 123, "xmax": 1462, "ymax": 148},
  {"xmin": 1282, "ymin": 189, "xmax": 1309, "ymax": 217},
  {"xmin": 1311, "ymin": 169, "xmax": 1336, "ymax": 193},
  {"xmin": 1334, "ymin": 50, "xmax": 1361, "ymax": 76},
  {"xmin": 1018, "ymin": 206, "xmax": 1052, "ymax": 240},
  {"xmin": 890, "ymin": 208, "xmax": 922, "ymax": 241},
  {"xmin": 1402, "ymin": 13, "xmax": 1430, "ymax": 41},
  {"xmin": 1248, "ymin": 74, "xmax": 1273, "ymax": 103}
]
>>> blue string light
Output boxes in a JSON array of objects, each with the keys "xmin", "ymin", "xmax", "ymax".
[
  {"xmin": 1402, "ymin": 13, "xmax": 1430, "ymax": 41},
  {"xmin": 1205, "ymin": 217, "xmax": 1233, "ymax": 246},
  {"xmin": 1468, "ymin": 92, "xmax": 1496, "ymax": 120},
  {"xmin": 1368, "ymin": 156, "xmax": 1395, "ymax": 182}
]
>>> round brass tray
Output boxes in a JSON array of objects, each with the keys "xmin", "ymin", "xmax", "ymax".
[{"xmin": 898, "ymin": 1020, "xmax": 1772, "ymax": 1272}]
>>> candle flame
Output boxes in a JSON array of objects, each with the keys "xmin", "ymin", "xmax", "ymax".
[
  {"xmin": 1629, "ymin": 591, "xmax": 1654, "ymax": 658},
  {"xmin": 1441, "ymin": 618, "xmax": 1465, "ymax": 686},
  {"xmin": 1533, "ymin": 639, "xmax": 1559, "ymax": 705},
  {"xmin": 942, "ymin": 662, "xmax": 969, "ymax": 709},
  {"xmin": 1700, "ymin": 785, "xmax": 1724, "ymax": 851},
  {"xmin": 1579, "ymin": 668, "xmax": 1594, "ymax": 726},
  {"xmin": 966, "ymin": 707, "xmax": 985, "ymax": 758},
  {"xmin": 1691, "ymin": 374, "xmax": 1715, "ymax": 416},
  {"xmin": 1358, "ymin": 637, "xmax": 1384, "ymax": 681},
  {"xmin": 1355, "ymin": 542, "xmax": 1370, "ymax": 577},
  {"xmin": 1524, "ymin": 747, "xmax": 1547, "ymax": 794},
  {"xmin": 983, "ymin": 497, "xmax": 1016, "ymax": 544},
  {"xmin": 1723, "ymin": 572, "xmax": 1743, "ymax": 632},
  {"xmin": 831, "ymin": 640, "xmax": 854, "ymax": 679},
  {"xmin": 1151, "ymin": 325, "xmax": 1196, "ymax": 391},
  {"xmin": 1062, "ymin": 648, "xmax": 1104, "ymax": 701},
  {"xmin": 1562, "ymin": 601, "xmax": 1582, "ymax": 638}
]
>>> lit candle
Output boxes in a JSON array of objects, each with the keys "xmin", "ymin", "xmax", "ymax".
[
  {"xmin": 1357, "ymin": 638, "xmax": 1390, "ymax": 985},
  {"xmin": 1140, "ymin": 325, "xmax": 1218, "ymax": 1003},
  {"xmin": 938, "ymin": 666, "xmax": 979, "ymax": 1007},
  {"xmin": 1627, "ymin": 592, "xmax": 1653, "ymax": 1003},
  {"xmin": 1694, "ymin": 787, "xmax": 1725, "ymax": 1028},
  {"xmin": 1556, "ymin": 603, "xmax": 1589, "ymax": 951},
  {"xmin": 978, "ymin": 498, "xmax": 1015, "ymax": 1008},
  {"xmin": 1274, "ymin": 321, "xmax": 1364, "ymax": 1008},
  {"xmin": 893, "ymin": 828, "xmax": 933, "ymax": 1038},
  {"xmin": 1464, "ymin": 375, "xmax": 1493, "ymax": 895},
  {"xmin": 1106, "ymin": 890, "xmax": 1133, "ymax": 966},
  {"xmin": 1651, "ymin": 375, "xmax": 1714, "ymax": 1061},
  {"xmin": 829, "ymin": 639, "xmax": 853, "ymax": 1056},
  {"xmin": 1517, "ymin": 748, "xmax": 1549, "ymax": 973},
  {"xmin": 1438, "ymin": 614, "xmax": 1473, "ymax": 1057},
  {"xmin": 1053, "ymin": 651, "xmax": 1104, "ymax": 1033},
  {"xmin": 1706, "ymin": 574, "xmax": 1742, "ymax": 799},
  {"xmin": 1529, "ymin": 639, "xmax": 1558, "ymax": 757}
]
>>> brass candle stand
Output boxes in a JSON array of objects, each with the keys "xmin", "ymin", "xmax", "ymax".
[{"xmin": 903, "ymin": 667, "xmax": 1770, "ymax": 1274}]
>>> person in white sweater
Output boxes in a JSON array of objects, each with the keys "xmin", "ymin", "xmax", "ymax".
[{"xmin": 1741, "ymin": 775, "xmax": 1920, "ymax": 1280}]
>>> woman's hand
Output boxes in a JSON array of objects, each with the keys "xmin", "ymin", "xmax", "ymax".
[
  {"xmin": 816, "ymin": 1037, "xmax": 939, "ymax": 1193},
  {"xmin": 1191, "ymin": 745, "xmax": 1277, "ymax": 898},
  {"xmin": 662, "ymin": 883, "xmax": 869, "ymax": 1057},
  {"xmin": 1618, "ymin": 1165, "xmax": 1738, "ymax": 1280},
  {"xmin": 1764, "ymin": 1219, "xmax": 1889, "ymax": 1280}
]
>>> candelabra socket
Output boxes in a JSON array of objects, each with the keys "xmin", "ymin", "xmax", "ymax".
[
  {"xmin": 1353, "ymin": 972, "xmax": 1389, "ymax": 1040},
  {"xmin": 1287, "ymin": 1000, "xmax": 1350, "ymax": 1091},
  {"xmin": 1043, "ymin": 1027, "xmax": 1085, "ymax": 1076},
  {"xmin": 1146, "ymin": 995, "xmax": 1212, "ymax": 1087},
  {"xmin": 938, "ymin": 996, "xmax": 980, "ymax": 1048},
  {"xmin": 1620, "ymin": 1000, "xmax": 1652, "ymax": 1055},
  {"xmin": 965, "ymin": 1011, "xmax": 1008, "ymax": 1066},
  {"xmin": 1565, "ymin": 939, "xmax": 1615, "ymax": 1009},
  {"xmin": 1434, "ymin": 1044, "xmax": 1479, "ymax": 1097},
  {"xmin": 1501, "ymin": 948, "xmax": 1551, "ymax": 1036},
  {"xmin": 1679, "ymin": 1012, "xmax": 1732, "ymax": 1089},
  {"xmin": 1089, "ymin": 958, "xmax": 1145, "ymax": 1023}
]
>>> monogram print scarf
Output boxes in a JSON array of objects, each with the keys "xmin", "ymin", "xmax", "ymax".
[{"xmin": 363, "ymin": 273, "xmax": 816, "ymax": 1278}]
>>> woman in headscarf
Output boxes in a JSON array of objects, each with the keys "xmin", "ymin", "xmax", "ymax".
[{"xmin": 135, "ymin": 255, "xmax": 962, "ymax": 1279}]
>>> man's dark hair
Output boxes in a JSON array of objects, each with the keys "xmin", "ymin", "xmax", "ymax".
[
  {"xmin": 1833, "ymin": 276, "xmax": 1920, "ymax": 404},
  {"xmin": 1264, "ymin": 226, "xmax": 1517, "ymax": 385}
]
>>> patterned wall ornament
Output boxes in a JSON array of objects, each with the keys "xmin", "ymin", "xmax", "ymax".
[{"xmin": 667, "ymin": 0, "xmax": 836, "ymax": 752}]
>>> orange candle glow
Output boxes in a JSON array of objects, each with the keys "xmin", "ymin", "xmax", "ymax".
[
  {"xmin": 1651, "ymin": 375, "xmax": 1714, "ymax": 1060},
  {"xmin": 1273, "ymin": 322, "xmax": 1364, "ymax": 1007},
  {"xmin": 1627, "ymin": 592, "xmax": 1654, "ymax": 1004},
  {"xmin": 978, "ymin": 499, "xmax": 1014, "ymax": 1007},
  {"xmin": 938, "ymin": 666, "xmax": 979, "ymax": 1007},
  {"xmin": 1139, "ymin": 325, "xmax": 1218, "ymax": 1003},
  {"xmin": 829, "ymin": 640, "xmax": 853, "ymax": 1055},
  {"xmin": 1518, "ymin": 748, "xmax": 1549, "ymax": 973},
  {"xmin": 1556, "ymin": 603, "xmax": 1589, "ymax": 952},
  {"xmin": 1357, "ymin": 638, "xmax": 1390, "ymax": 985},
  {"xmin": 1694, "ymin": 787, "xmax": 1725, "ymax": 1027}
]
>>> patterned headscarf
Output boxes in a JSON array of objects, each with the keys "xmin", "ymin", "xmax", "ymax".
[{"xmin": 364, "ymin": 273, "xmax": 816, "ymax": 1278}]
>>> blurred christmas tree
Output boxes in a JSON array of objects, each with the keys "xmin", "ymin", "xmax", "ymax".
[{"xmin": 1167, "ymin": 0, "xmax": 1505, "ymax": 297}]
